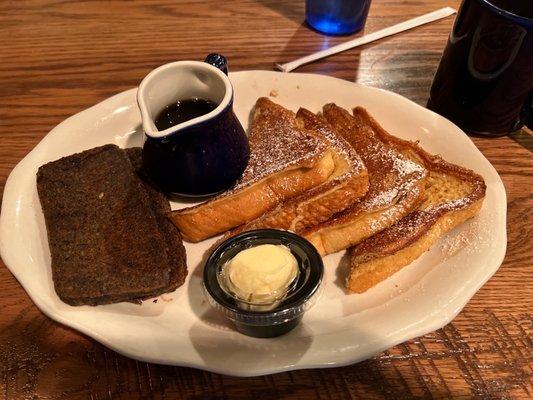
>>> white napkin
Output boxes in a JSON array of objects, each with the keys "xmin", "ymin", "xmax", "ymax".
[{"xmin": 276, "ymin": 7, "xmax": 457, "ymax": 73}]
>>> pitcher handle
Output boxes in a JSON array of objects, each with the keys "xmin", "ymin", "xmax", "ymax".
[{"xmin": 204, "ymin": 53, "xmax": 228, "ymax": 75}]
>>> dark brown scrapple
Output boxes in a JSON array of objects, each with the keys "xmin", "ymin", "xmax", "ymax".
[
  {"xmin": 125, "ymin": 147, "xmax": 187, "ymax": 290},
  {"xmin": 36, "ymin": 144, "xmax": 186, "ymax": 306}
]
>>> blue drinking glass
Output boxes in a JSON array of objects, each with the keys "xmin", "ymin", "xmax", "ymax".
[{"xmin": 305, "ymin": 0, "xmax": 372, "ymax": 35}]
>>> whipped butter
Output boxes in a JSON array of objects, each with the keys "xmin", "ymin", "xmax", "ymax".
[{"xmin": 223, "ymin": 244, "xmax": 298, "ymax": 304}]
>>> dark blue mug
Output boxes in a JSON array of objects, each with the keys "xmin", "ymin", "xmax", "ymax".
[
  {"xmin": 137, "ymin": 55, "xmax": 249, "ymax": 197},
  {"xmin": 428, "ymin": 0, "xmax": 533, "ymax": 137}
]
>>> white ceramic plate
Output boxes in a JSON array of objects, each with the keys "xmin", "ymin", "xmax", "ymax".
[{"xmin": 0, "ymin": 71, "xmax": 506, "ymax": 376}]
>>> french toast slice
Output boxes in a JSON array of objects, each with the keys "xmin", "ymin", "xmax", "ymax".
[
  {"xmin": 301, "ymin": 104, "xmax": 428, "ymax": 256},
  {"xmin": 170, "ymin": 98, "xmax": 336, "ymax": 242},
  {"xmin": 346, "ymin": 108, "xmax": 486, "ymax": 293},
  {"xmin": 225, "ymin": 108, "xmax": 369, "ymax": 235}
]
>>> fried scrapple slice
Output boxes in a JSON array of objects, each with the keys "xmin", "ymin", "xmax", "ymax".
[
  {"xmin": 125, "ymin": 147, "xmax": 187, "ymax": 291},
  {"xmin": 225, "ymin": 108, "xmax": 369, "ymax": 235},
  {"xmin": 301, "ymin": 104, "xmax": 428, "ymax": 256},
  {"xmin": 37, "ymin": 144, "xmax": 186, "ymax": 306},
  {"xmin": 170, "ymin": 98, "xmax": 336, "ymax": 242},
  {"xmin": 347, "ymin": 108, "xmax": 486, "ymax": 293}
]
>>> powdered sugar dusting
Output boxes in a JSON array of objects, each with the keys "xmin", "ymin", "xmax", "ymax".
[
  {"xmin": 431, "ymin": 197, "xmax": 471, "ymax": 213},
  {"xmin": 227, "ymin": 98, "xmax": 326, "ymax": 194},
  {"xmin": 357, "ymin": 145, "xmax": 425, "ymax": 211},
  {"xmin": 364, "ymin": 188, "xmax": 400, "ymax": 210},
  {"xmin": 392, "ymin": 153, "xmax": 423, "ymax": 178},
  {"xmin": 299, "ymin": 109, "xmax": 365, "ymax": 177},
  {"xmin": 367, "ymin": 203, "xmax": 400, "ymax": 232},
  {"xmin": 349, "ymin": 112, "xmax": 486, "ymax": 260},
  {"xmin": 366, "ymin": 185, "xmax": 425, "ymax": 235},
  {"xmin": 309, "ymin": 104, "xmax": 428, "ymax": 234},
  {"xmin": 441, "ymin": 230, "xmax": 473, "ymax": 260},
  {"xmin": 390, "ymin": 210, "xmax": 432, "ymax": 236},
  {"xmin": 441, "ymin": 220, "xmax": 489, "ymax": 260}
]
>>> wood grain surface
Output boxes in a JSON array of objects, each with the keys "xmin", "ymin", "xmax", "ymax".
[{"xmin": 0, "ymin": 0, "xmax": 531, "ymax": 399}]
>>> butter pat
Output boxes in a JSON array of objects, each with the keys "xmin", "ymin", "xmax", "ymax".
[{"xmin": 225, "ymin": 244, "xmax": 298, "ymax": 303}]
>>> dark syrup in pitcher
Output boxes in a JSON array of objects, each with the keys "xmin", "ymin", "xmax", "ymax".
[{"xmin": 154, "ymin": 98, "xmax": 217, "ymax": 131}]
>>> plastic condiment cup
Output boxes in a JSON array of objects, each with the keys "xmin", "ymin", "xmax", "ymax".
[{"xmin": 203, "ymin": 229, "xmax": 324, "ymax": 338}]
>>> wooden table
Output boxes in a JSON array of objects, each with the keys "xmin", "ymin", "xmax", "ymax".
[{"xmin": 1, "ymin": 1, "xmax": 531, "ymax": 398}]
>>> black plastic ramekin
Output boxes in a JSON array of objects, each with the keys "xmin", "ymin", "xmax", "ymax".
[{"xmin": 203, "ymin": 229, "xmax": 324, "ymax": 338}]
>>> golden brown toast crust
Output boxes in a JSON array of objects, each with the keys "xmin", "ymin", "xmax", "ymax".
[
  {"xmin": 224, "ymin": 108, "xmax": 369, "ymax": 236},
  {"xmin": 302, "ymin": 104, "xmax": 428, "ymax": 255},
  {"xmin": 347, "ymin": 200, "xmax": 484, "ymax": 293},
  {"xmin": 347, "ymin": 107, "xmax": 486, "ymax": 293},
  {"xmin": 170, "ymin": 98, "xmax": 336, "ymax": 242}
]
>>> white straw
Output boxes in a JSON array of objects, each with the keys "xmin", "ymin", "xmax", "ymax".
[{"xmin": 276, "ymin": 7, "xmax": 457, "ymax": 72}]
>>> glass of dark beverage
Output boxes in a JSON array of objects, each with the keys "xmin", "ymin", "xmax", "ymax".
[{"xmin": 427, "ymin": 0, "xmax": 532, "ymax": 137}]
